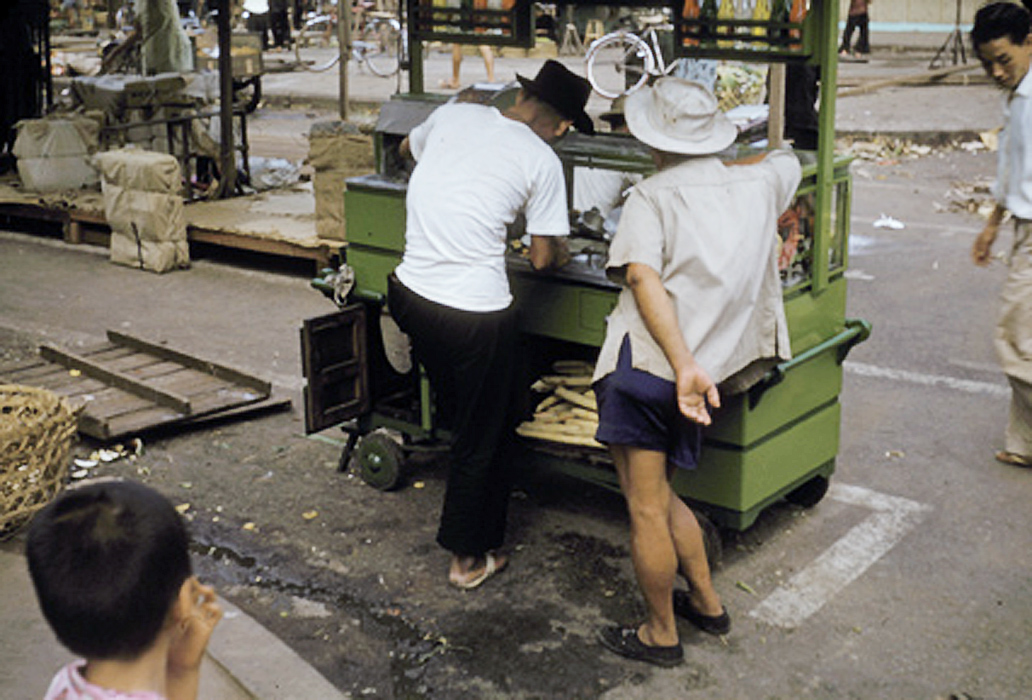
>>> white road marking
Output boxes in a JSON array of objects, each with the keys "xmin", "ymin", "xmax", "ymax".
[
  {"xmin": 844, "ymin": 361, "xmax": 1010, "ymax": 398},
  {"xmin": 748, "ymin": 484, "xmax": 932, "ymax": 629}
]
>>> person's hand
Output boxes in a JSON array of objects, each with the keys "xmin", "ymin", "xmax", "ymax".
[
  {"xmin": 675, "ymin": 362, "xmax": 720, "ymax": 425},
  {"xmin": 168, "ymin": 578, "xmax": 223, "ymax": 676},
  {"xmin": 972, "ymin": 224, "xmax": 998, "ymax": 267}
]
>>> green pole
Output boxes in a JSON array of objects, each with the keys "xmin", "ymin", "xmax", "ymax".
[{"xmin": 813, "ymin": 0, "xmax": 839, "ymax": 295}]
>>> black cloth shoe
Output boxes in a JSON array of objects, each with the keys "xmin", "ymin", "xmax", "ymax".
[
  {"xmin": 598, "ymin": 625, "xmax": 683, "ymax": 667},
  {"xmin": 673, "ymin": 589, "xmax": 731, "ymax": 635}
]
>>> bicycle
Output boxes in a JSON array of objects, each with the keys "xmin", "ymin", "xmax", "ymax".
[
  {"xmin": 584, "ymin": 14, "xmax": 677, "ymax": 99},
  {"xmin": 294, "ymin": 11, "xmax": 405, "ymax": 77}
]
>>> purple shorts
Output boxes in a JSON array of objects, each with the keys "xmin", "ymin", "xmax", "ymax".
[{"xmin": 593, "ymin": 335, "xmax": 702, "ymax": 471}]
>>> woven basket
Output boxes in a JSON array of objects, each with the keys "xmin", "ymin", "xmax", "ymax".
[{"xmin": 0, "ymin": 385, "xmax": 79, "ymax": 540}]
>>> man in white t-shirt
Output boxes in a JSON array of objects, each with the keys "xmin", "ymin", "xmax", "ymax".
[{"xmin": 388, "ymin": 60, "xmax": 594, "ymax": 590}]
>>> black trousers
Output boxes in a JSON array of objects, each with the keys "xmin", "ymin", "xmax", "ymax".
[
  {"xmin": 387, "ymin": 273, "xmax": 518, "ymax": 557},
  {"xmin": 839, "ymin": 13, "xmax": 870, "ymax": 55}
]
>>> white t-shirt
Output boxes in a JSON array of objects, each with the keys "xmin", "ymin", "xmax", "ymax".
[
  {"xmin": 594, "ymin": 150, "xmax": 802, "ymax": 385},
  {"xmin": 394, "ymin": 102, "xmax": 569, "ymax": 312}
]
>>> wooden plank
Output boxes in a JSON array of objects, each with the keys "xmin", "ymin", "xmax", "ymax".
[
  {"xmin": 838, "ymin": 64, "xmax": 979, "ymax": 98},
  {"xmin": 0, "ymin": 358, "xmax": 48, "ymax": 377},
  {"xmin": 107, "ymin": 331, "xmax": 272, "ymax": 395},
  {"xmin": 39, "ymin": 343, "xmax": 194, "ymax": 415}
]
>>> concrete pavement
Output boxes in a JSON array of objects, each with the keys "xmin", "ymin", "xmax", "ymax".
[
  {"xmin": 0, "ymin": 27, "xmax": 1008, "ymax": 700},
  {"xmin": 259, "ymin": 29, "xmax": 1002, "ymax": 139}
]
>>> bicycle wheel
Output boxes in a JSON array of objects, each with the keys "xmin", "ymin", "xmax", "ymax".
[
  {"xmin": 295, "ymin": 15, "xmax": 341, "ymax": 72},
  {"xmin": 360, "ymin": 18, "xmax": 401, "ymax": 77},
  {"xmin": 585, "ymin": 31, "xmax": 654, "ymax": 99}
]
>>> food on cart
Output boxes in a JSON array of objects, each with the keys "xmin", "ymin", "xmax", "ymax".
[{"xmin": 517, "ymin": 363, "xmax": 603, "ymax": 448}]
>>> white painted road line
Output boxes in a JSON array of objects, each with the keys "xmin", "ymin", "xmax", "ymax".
[
  {"xmin": 749, "ymin": 484, "xmax": 932, "ymax": 629},
  {"xmin": 845, "ymin": 361, "xmax": 1010, "ymax": 398}
]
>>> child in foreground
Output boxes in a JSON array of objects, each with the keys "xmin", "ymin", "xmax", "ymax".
[{"xmin": 26, "ymin": 479, "xmax": 223, "ymax": 700}]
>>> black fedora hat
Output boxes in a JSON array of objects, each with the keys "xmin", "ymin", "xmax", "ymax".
[{"xmin": 516, "ymin": 60, "xmax": 595, "ymax": 135}]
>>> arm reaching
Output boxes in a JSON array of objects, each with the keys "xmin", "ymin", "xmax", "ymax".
[
  {"xmin": 624, "ymin": 262, "xmax": 720, "ymax": 424},
  {"xmin": 528, "ymin": 235, "xmax": 570, "ymax": 271}
]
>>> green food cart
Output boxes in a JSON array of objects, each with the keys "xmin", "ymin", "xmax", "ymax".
[{"xmin": 301, "ymin": 0, "xmax": 871, "ymax": 531}]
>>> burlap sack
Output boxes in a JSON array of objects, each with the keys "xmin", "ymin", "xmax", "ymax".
[{"xmin": 94, "ymin": 148, "xmax": 182, "ymax": 193}]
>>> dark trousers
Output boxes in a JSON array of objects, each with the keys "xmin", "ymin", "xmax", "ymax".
[
  {"xmin": 839, "ymin": 13, "xmax": 870, "ymax": 55},
  {"xmin": 269, "ymin": 5, "xmax": 290, "ymax": 47},
  {"xmin": 387, "ymin": 274, "xmax": 518, "ymax": 557}
]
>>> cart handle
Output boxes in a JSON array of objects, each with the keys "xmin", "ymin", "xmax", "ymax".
[{"xmin": 747, "ymin": 318, "xmax": 872, "ymax": 409}]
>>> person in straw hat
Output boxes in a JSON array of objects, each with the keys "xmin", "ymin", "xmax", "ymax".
[
  {"xmin": 592, "ymin": 77, "xmax": 802, "ymax": 666},
  {"xmin": 572, "ymin": 94, "xmax": 642, "ymax": 220}
]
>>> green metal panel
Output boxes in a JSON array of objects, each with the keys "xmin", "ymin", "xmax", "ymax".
[
  {"xmin": 345, "ymin": 246, "xmax": 400, "ymax": 299},
  {"xmin": 344, "ymin": 188, "xmax": 407, "ymax": 253},
  {"xmin": 784, "ymin": 276, "xmax": 847, "ymax": 354},
  {"xmin": 705, "ymin": 333, "xmax": 846, "ymax": 447},
  {"xmin": 673, "ymin": 401, "xmax": 841, "ymax": 515}
]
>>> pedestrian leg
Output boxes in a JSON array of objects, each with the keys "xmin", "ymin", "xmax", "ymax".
[{"xmin": 611, "ymin": 444, "xmax": 680, "ymax": 647}]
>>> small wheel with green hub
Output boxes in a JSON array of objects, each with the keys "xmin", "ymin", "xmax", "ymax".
[
  {"xmin": 785, "ymin": 475, "xmax": 830, "ymax": 509},
  {"xmin": 352, "ymin": 432, "xmax": 405, "ymax": 491}
]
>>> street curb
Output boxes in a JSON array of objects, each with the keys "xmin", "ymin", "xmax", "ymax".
[{"xmin": 208, "ymin": 597, "xmax": 352, "ymax": 700}]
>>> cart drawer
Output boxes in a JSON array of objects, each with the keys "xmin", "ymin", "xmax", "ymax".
[
  {"xmin": 511, "ymin": 276, "xmax": 617, "ymax": 347},
  {"xmin": 675, "ymin": 401, "xmax": 841, "ymax": 517}
]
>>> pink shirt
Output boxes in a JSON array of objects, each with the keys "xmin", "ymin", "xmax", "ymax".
[{"xmin": 43, "ymin": 661, "xmax": 165, "ymax": 700}]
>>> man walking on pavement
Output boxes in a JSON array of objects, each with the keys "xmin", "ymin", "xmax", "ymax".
[
  {"xmin": 971, "ymin": 2, "xmax": 1032, "ymax": 469},
  {"xmin": 387, "ymin": 60, "xmax": 595, "ymax": 588}
]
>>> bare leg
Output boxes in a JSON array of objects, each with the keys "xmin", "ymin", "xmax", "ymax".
[
  {"xmin": 611, "ymin": 444, "xmax": 679, "ymax": 647},
  {"xmin": 668, "ymin": 492, "xmax": 723, "ymax": 616},
  {"xmin": 478, "ymin": 44, "xmax": 495, "ymax": 82},
  {"xmin": 440, "ymin": 43, "xmax": 463, "ymax": 89}
]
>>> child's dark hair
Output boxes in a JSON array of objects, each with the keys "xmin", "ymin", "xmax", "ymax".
[
  {"xmin": 971, "ymin": 2, "xmax": 1030, "ymax": 50},
  {"xmin": 26, "ymin": 480, "xmax": 192, "ymax": 660}
]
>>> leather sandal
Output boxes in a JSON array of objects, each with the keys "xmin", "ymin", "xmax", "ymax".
[
  {"xmin": 449, "ymin": 552, "xmax": 507, "ymax": 590},
  {"xmin": 673, "ymin": 589, "xmax": 731, "ymax": 636},
  {"xmin": 995, "ymin": 450, "xmax": 1032, "ymax": 468}
]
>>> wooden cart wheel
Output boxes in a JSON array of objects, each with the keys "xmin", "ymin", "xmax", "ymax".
[
  {"xmin": 785, "ymin": 475, "xmax": 830, "ymax": 509},
  {"xmin": 353, "ymin": 432, "xmax": 405, "ymax": 491}
]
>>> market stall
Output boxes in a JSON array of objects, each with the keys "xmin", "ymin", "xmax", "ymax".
[{"xmin": 301, "ymin": 0, "xmax": 871, "ymax": 531}]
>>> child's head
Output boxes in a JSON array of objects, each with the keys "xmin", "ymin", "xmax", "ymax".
[
  {"xmin": 971, "ymin": 2, "xmax": 1032, "ymax": 92},
  {"xmin": 26, "ymin": 479, "xmax": 192, "ymax": 661}
]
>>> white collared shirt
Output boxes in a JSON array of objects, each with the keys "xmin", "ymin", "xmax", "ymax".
[
  {"xmin": 994, "ymin": 68, "xmax": 1032, "ymax": 219},
  {"xmin": 593, "ymin": 150, "xmax": 801, "ymax": 385}
]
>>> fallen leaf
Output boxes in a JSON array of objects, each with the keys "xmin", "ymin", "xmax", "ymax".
[{"xmin": 735, "ymin": 580, "xmax": 757, "ymax": 595}]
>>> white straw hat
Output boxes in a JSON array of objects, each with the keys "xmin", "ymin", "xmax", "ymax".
[{"xmin": 624, "ymin": 78, "xmax": 738, "ymax": 155}]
